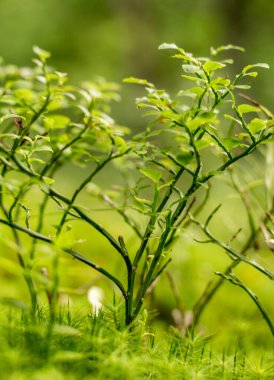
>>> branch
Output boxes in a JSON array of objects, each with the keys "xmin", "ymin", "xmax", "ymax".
[
  {"xmin": 48, "ymin": 187, "xmax": 124, "ymax": 255},
  {"xmin": 190, "ymin": 214, "xmax": 274, "ymax": 280},
  {"xmin": 216, "ymin": 272, "xmax": 274, "ymax": 336},
  {"xmin": 0, "ymin": 217, "xmax": 126, "ymax": 297}
]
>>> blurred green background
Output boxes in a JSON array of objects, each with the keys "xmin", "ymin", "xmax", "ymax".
[
  {"xmin": 0, "ymin": 0, "xmax": 274, "ymax": 126},
  {"xmin": 0, "ymin": 0, "xmax": 274, "ymax": 345}
]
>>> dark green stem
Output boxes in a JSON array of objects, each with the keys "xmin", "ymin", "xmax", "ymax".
[
  {"xmin": 190, "ymin": 204, "xmax": 273, "ymax": 330},
  {"xmin": 0, "ymin": 217, "xmax": 127, "ymax": 299}
]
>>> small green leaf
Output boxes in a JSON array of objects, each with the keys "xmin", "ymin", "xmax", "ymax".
[
  {"xmin": 224, "ymin": 114, "xmax": 241, "ymax": 125},
  {"xmin": 181, "ymin": 75, "xmax": 207, "ymax": 83},
  {"xmin": 133, "ymin": 195, "xmax": 151, "ymax": 205},
  {"xmin": 36, "ymin": 76, "xmax": 47, "ymax": 84},
  {"xmin": 113, "ymin": 136, "xmax": 127, "ymax": 152},
  {"xmin": 211, "ymin": 77, "xmax": 230, "ymax": 89},
  {"xmin": 77, "ymin": 105, "xmax": 91, "ymax": 117},
  {"xmin": 182, "ymin": 64, "xmax": 200, "ymax": 74},
  {"xmin": 210, "ymin": 44, "xmax": 244, "ymax": 56},
  {"xmin": 243, "ymin": 71, "xmax": 258, "ymax": 78},
  {"xmin": 176, "ymin": 152, "xmax": 193, "ymax": 165},
  {"xmin": 248, "ymin": 118, "xmax": 266, "ymax": 134},
  {"xmin": 266, "ymin": 118, "xmax": 274, "ymax": 128},
  {"xmin": 0, "ymin": 113, "xmax": 26, "ymax": 124},
  {"xmin": 33, "ymin": 146, "xmax": 53, "ymax": 154},
  {"xmin": 42, "ymin": 176, "xmax": 55, "ymax": 185},
  {"xmin": 233, "ymin": 85, "xmax": 251, "ymax": 90},
  {"xmin": 16, "ymin": 148, "xmax": 28, "ymax": 157},
  {"xmin": 242, "ymin": 63, "xmax": 270, "ymax": 73},
  {"xmin": 158, "ymin": 179, "xmax": 174, "ymax": 190},
  {"xmin": 222, "ymin": 138, "xmax": 240, "ymax": 151},
  {"xmin": 33, "ymin": 46, "xmax": 51, "ymax": 62},
  {"xmin": 237, "ymin": 104, "xmax": 259, "ymax": 115},
  {"xmin": 123, "ymin": 77, "xmax": 153, "ymax": 87},
  {"xmin": 188, "ymin": 117, "xmax": 203, "ymax": 130},
  {"xmin": 236, "ymin": 133, "xmax": 249, "ymax": 140},
  {"xmin": 28, "ymin": 158, "xmax": 46, "ymax": 164},
  {"xmin": 158, "ymin": 43, "xmax": 178, "ymax": 50},
  {"xmin": 14, "ymin": 88, "xmax": 34, "ymax": 101},
  {"xmin": 133, "ymin": 195, "xmax": 151, "ymax": 212},
  {"xmin": 177, "ymin": 87, "xmax": 204, "ymax": 98},
  {"xmin": 196, "ymin": 138, "xmax": 211, "ymax": 151},
  {"xmin": 0, "ymin": 133, "xmax": 19, "ymax": 139},
  {"xmin": 79, "ymin": 89, "xmax": 92, "ymax": 103},
  {"xmin": 139, "ymin": 168, "xmax": 162, "ymax": 183},
  {"xmin": 32, "ymin": 58, "xmax": 43, "ymax": 68},
  {"xmin": 206, "ymin": 170, "xmax": 224, "ymax": 178},
  {"xmin": 200, "ymin": 111, "xmax": 217, "ymax": 121},
  {"xmin": 44, "ymin": 115, "xmax": 70, "ymax": 130},
  {"xmin": 55, "ymin": 71, "xmax": 67, "ymax": 85},
  {"xmin": 203, "ymin": 61, "xmax": 225, "ymax": 73}
]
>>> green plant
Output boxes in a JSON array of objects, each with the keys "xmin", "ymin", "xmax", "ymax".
[
  {"xmin": 1, "ymin": 305, "xmax": 273, "ymax": 380},
  {"xmin": 0, "ymin": 44, "xmax": 273, "ymax": 330}
]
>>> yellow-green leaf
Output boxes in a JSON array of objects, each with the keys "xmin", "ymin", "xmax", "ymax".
[
  {"xmin": 33, "ymin": 46, "xmax": 51, "ymax": 62},
  {"xmin": 44, "ymin": 115, "xmax": 70, "ymax": 130},
  {"xmin": 139, "ymin": 168, "xmax": 162, "ymax": 183},
  {"xmin": 248, "ymin": 118, "xmax": 266, "ymax": 134},
  {"xmin": 123, "ymin": 77, "xmax": 154, "ymax": 87},
  {"xmin": 242, "ymin": 63, "xmax": 270, "ymax": 73},
  {"xmin": 237, "ymin": 104, "xmax": 259, "ymax": 115},
  {"xmin": 182, "ymin": 64, "xmax": 200, "ymax": 74},
  {"xmin": 158, "ymin": 43, "xmax": 178, "ymax": 50},
  {"xmin": 203, "ymin": 61, "xmax": 225, "ymax": 73},
  {"xmin": 42, "ymin": 176, "xmax": 55, "ymax": 185},
  {"xmin": 222, "ymin": 138, "xmax": 240, "ymax": 151},
  {"xmin": 176, "ymin": 152, "xmax": 193, "ymax": 165}
]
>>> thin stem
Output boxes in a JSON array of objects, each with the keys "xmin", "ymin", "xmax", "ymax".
[
  {"xmin": 10, "ymin": 227, "xmax": 37, "ymax": 315},
  {"xmin": 0, "ymin": 217, "xmax": 127, "ymax": 298},
  {"xmin": 127, "ymin": 167, "xmax": 185, "ymax": 321},
  {"xmin": 133, "ymin": 167, "xmax": 185, "ymax": 268},
  {"xmin": 101, "ymin": 194, "xmax": 142, "ymax": 239},
  {"xmin": 234, "ymin": 107, "xmax": 256, "ymax": 144},
  {"xmin": 210, "ymin": 72, "xmax": 244, "ymax": 111},
  {"xmin": 216, "ymin": 272, "xmax": 274, "ymax": 336},
  {"xmin": 12, "ymin": 69, "xmax": 51, "ymax": 154},
  {"xmin": 40, "ymin": 99, "xmax": 94, "ymax": 177},
  {"xmin": 29, "ymin": 165, "xmax": 59, "ymax": 260},
  {"xmin": 56, "ymin": 154, "xmax": 113, "ymax": 236},
  {"xmin": 48, "ymin": 187, "xmax": 124, "ymax": 255},
  {"xmin": 165, "ymin": 196, "xmax": 196, "ymax": 248},
  {"xmin": 229, "ymin": 171, "xmax": 256, "ymax": 235},
  {"xmin": 132, "ymin": 212, "xmax": 172, "ymax": 319},
  {"xmin": 150, "ymin": 258, "xmax": 172, "ymax": 286},
  {"xmin": 118, "ymin": 235, "xmax": 134, "ymax": 325},
  {"xmin": 203, "ymin": 128, "xmax": 232, "ymax": 160},
  {"xmin": 191, "ymin": 217, "xmax": 274, "ymax": 279},
  {"xmin": 190, "ymin": 204, "xmax": 274, "ymax": 329}
]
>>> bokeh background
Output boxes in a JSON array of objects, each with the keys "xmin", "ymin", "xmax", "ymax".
[
  {"xmin": 0, "ymin": 0, "xmax": 274, "ymax": 346},
  {"xmin": 0, "ymin": 0, "xmax": 274, "ymax": 126}
]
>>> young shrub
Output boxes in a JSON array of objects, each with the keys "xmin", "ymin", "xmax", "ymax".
[{"xmin": 0, "ymin": 44, "xmax": 273, "ymax": 331}]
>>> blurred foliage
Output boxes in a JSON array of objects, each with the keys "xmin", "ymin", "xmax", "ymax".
[{"xmin": 0, "ymin": 0, "xmax": 274, "ymax": 128}]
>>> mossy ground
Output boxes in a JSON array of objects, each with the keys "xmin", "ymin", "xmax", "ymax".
[{"xmin": 0, "ymin": 305, "xmax": 273, "ymax": 380}]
